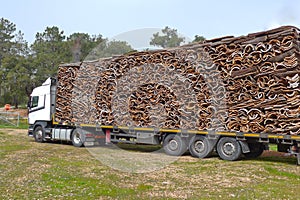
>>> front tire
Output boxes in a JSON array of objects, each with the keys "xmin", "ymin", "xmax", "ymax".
[
  {"xmin": 163, "ymin": 134, "xmax": 187, "ymax": 156},
  {"xmin": 71, "ymin": 129, "xmax": 84, "ymax": 147},
  {"xmin": 217, "ymin": 137, "xmax": 242, "ymax": 161},
  {"xmin": 33, "ymin": 126, "xmax": 44, "ymax": 143}
]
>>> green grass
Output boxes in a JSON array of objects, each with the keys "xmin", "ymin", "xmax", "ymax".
[
  {"xmin": 264, "ymin": 166, "xmax": 300, "ymax": 179},
  {"xmin": 0, "ymin": 118, "xmax": 28, "ymax": 129},
  {"xmin": 39, "ymin": 172, "xmax": 136, "ymax": 199},
  {"xmin": 0, "ymin": 128, "xmax": 299, "ymax": 200},
  {"xmin": 269, "ymin": 144, "xmax": 277, "ymax": 151}
]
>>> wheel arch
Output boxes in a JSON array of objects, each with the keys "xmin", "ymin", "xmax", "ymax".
[{"xmin": 32, "ymin": 121, "xmax": 48, "ymax": 131}]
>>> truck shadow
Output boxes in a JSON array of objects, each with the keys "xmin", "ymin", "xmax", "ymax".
[
  {"xmin": 250, "ymin": 155, "xmax": 298, "ymax": 165},
  {"xmin": 243, "ymin": 150, "xmax": 297, "ymax": 165},
  {"xmin": 37, "ymin": 140, "xmax": 299, "ymax": 165}
]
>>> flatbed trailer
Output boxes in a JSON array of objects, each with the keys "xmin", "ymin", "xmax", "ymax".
[{"xmin": 29, "ymin": 106, "xmax": 300, "ymax": 164}]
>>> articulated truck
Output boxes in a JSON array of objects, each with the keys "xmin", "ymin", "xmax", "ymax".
[{"xmin": 28, "ymin": 26, "xmax": 300, "ymax": 164}]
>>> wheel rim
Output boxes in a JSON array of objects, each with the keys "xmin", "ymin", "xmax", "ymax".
[
  {"xmin": 223, "ymin": 142, "xmax": 235, "ymax": 156},
  {"xmin": 168, "ymin": 139, "xmax": 179, "ymax": 151},
  {"xmin": 36, "ymin": 130, "xmax": 42, "ymax": 140},
  {"xmin": 194, "ymin": 140, "xmax": 205, "ymax": 153},
  {"xmin": 73, "ymin": 133, "xmax": 81, "ymax": 144}
]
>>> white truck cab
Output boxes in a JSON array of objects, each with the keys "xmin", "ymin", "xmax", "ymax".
[
  {"xmin": 28, "ymin": 78, "xmax": 57, "ymax": 138},
  {"xmin": 28, "ymin": 78, "xmax": 52, "ymax": 124}
]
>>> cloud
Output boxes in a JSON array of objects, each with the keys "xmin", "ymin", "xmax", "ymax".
[{"xmin": 266, "ymin": 0, "xmax": 300, "ymax": 29}]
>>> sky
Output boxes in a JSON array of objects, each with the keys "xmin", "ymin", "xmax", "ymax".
[{"xmin": 1, "ymin": 0, "xmax": 300, "ymax": 48}]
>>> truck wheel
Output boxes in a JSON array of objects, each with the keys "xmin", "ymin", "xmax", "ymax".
[
  {"xmin": 71, "ymin": 129, "xmax": 84, "ymax": 147},
  {"xmin": 217, "ymin": 137, "xmax": 242, "ymax": 161},
  {"xmin": 163, "ymin": 134, "xmax": 187, "ymax": 156},
  {"xmin": 189, "ymin": 135, "xmax": 213, "ymax": 158},
  {"xmin": 244, "ymin": 143, "xmax": 264, "ymax": 159},
  {"xmin": 33, "ymin": 126, "xmax": 44, "ymax": 143}
]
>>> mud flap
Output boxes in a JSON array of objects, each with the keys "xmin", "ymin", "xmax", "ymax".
[{"xmin": 238, "ymin": 141, "xmax": 250, "ymax": 153}]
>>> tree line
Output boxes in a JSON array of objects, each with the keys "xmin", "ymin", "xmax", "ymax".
[{"xmin": 0, "ymin": 18, "xmax": 205, "ymax": 108}]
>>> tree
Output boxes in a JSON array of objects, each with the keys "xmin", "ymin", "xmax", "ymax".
[
  {"xmin": 31, "ymin": 26, "xmax": 72, "ymax": 83},
  {"xmin": 0, "ymin": 27, "xmax": 32, "ymax": 108},
  {"xmin": 193, "ymin": 35, "xmax": 206, "ymax": 43},
  {"xmin": 67, "ymin": 33, "xmax": 104, "ymax": 62},
  {"xmin": 150, "ymin": 26, "xmax": 185, "ymax": 48},
  {"xmin": 0, "ymin": 18, "xmax": 19, "ymax": 106},
  {"xmin": 3, "ymin": 55, "xmax": 32, "ymax": 108},
  {"xmin": 101, "ymin": 40, "xmax": 134, "ymax": 57},
  {"xmin": 86, "ymin": 40, "xmax": 134, "ymax": 60},
  {"xmin": 0, "ymin": 18, "xmax": 16, "ymax": 66},
  {"xmin": 13, "ymin": 31, "xmax": 35, "ymax": 102},
  {"xmin": 12, "ymin": 30, "xmax": 30, "ymax": 56}
]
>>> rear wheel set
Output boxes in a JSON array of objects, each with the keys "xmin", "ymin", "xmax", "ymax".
[{"xmin": 164, "ymin": 134, "xmax": 245, "ymax": 161}]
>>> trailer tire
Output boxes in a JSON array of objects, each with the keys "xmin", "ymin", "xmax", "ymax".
[
  {"xmin": 71, "ymin": 129, "xmax": 84, "ymax": 147},
  {"xmin": 244, "ymin": 143, "xmax": 264, "ymax": 158},
  {"xmin": 163, "ymin": 134, "xmax": 187, "ymax": 156},
  {"xmin": 189, "ymin": 135, "xmax": 213, "ymax": 158},
  {"xmin": 33, "ymin": 126, "xmax": 44, "ymax": 143},
  {"xmin": 217, "ymin": 137, "xmax": 242, "ymax": 161}
]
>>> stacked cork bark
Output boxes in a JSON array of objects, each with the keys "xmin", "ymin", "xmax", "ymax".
[
  {"xmin": 55, "ymin": 63, "xmax": 80, "ymax": 120},
  {"xmin": 55, "ymin": 26, "xmax": 300, "ymax": 135}
]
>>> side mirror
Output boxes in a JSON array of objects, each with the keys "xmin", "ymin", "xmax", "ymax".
[{"xmin": 27, "ymin": 99, "xmax": 31, "ymax": 108}]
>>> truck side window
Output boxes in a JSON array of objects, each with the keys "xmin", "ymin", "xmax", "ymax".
[{"xmin": 31, "ymin": 96, "xmax": 39, "ymax": 108}]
